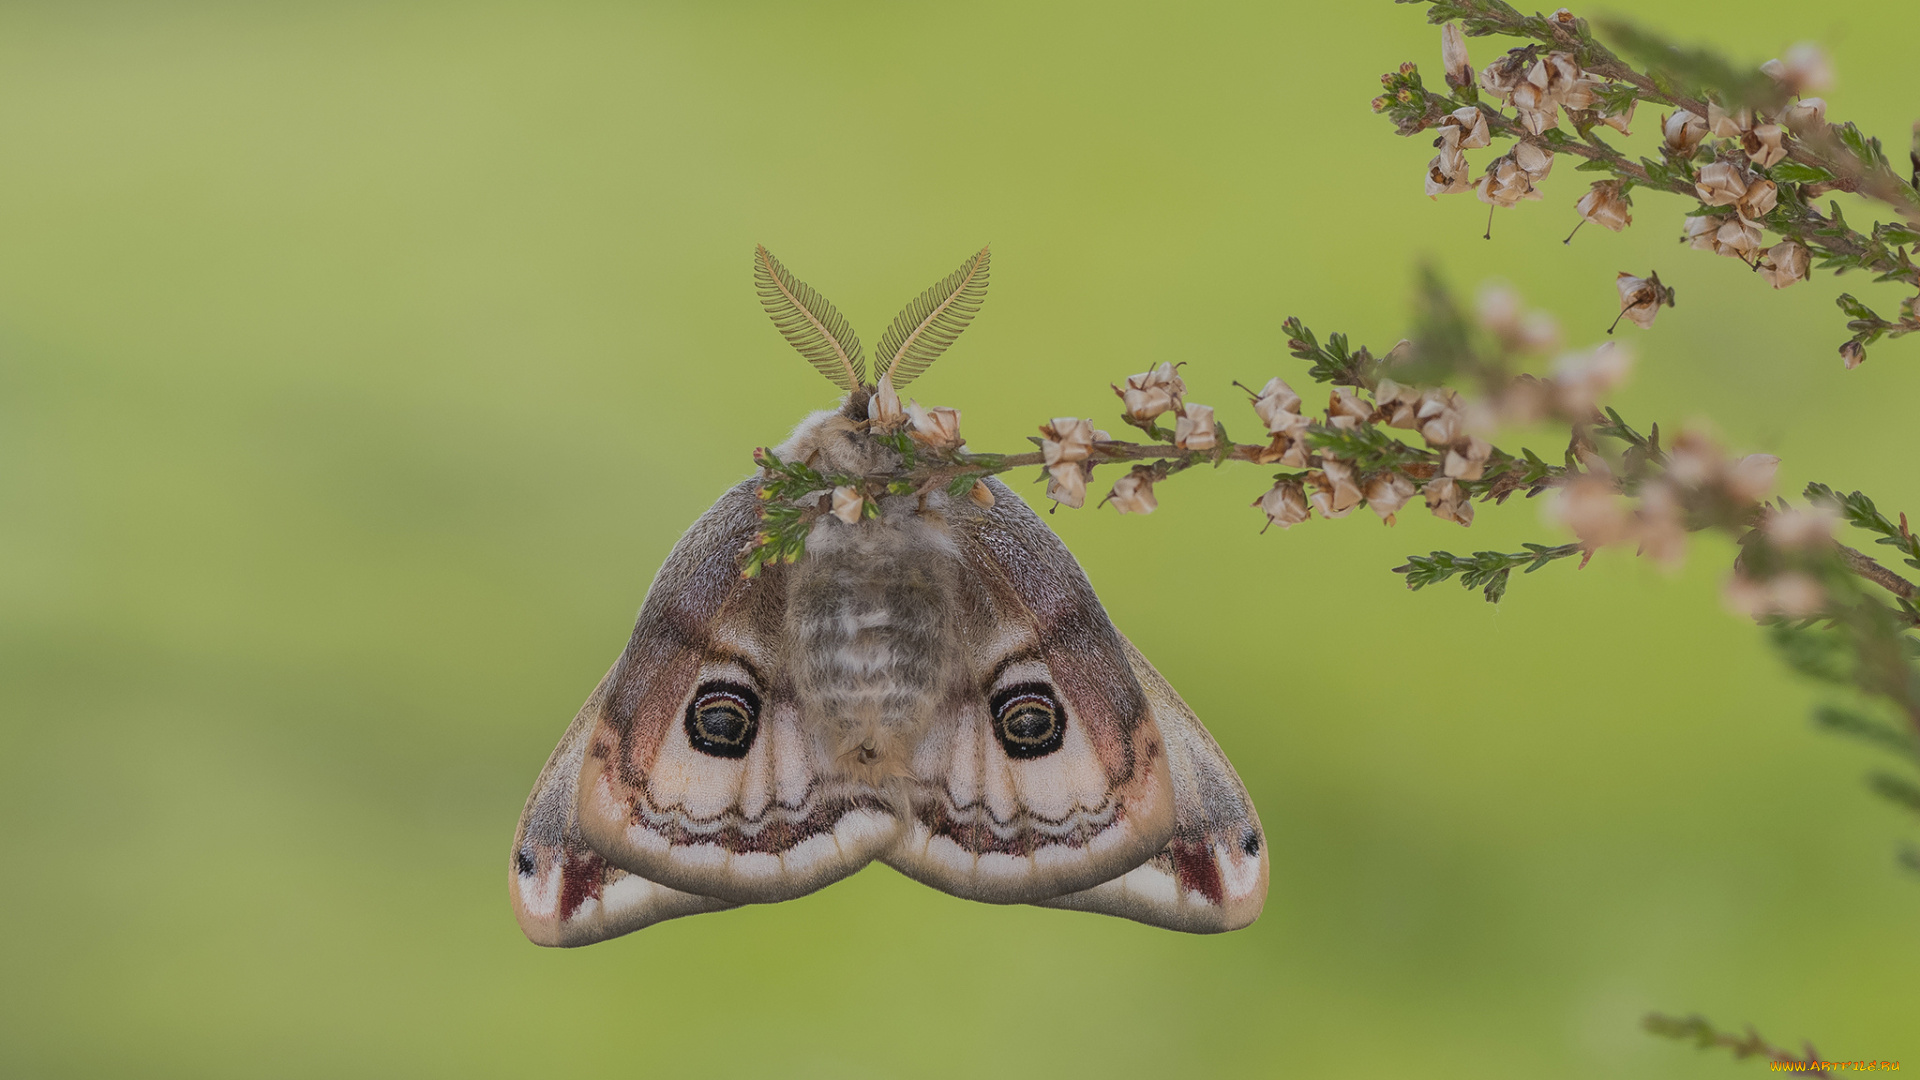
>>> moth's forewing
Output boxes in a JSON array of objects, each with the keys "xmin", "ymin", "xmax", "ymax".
[
  {"xmin": 570, "ymin": 482, "xmax": 900, "ymax": 905},
  {"xmin": 882, "ymin": 478, "xmax": 1177, "ymax": 904},
  {"xmin": 1035, "ymin": 637, "xmax": 1269, "ymax": 933}
]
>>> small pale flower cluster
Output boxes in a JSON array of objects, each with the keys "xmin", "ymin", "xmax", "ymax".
[
  {"xmin": 1686, "ymin": 161, "xmax": 1780, "ymax": 263},
  {"xmin": 1426, "ymin": 106, "xmax": 1491, "ymax": 197},
  {"xmin": 1477, "ymin": 142, "xmax": 1554, "ymax": 209},
  {"xmin": 1039, "ymin": 417, "xmax": 1107, "ymax": 509},
  {"xmin": 1478, "ymin": 40, "xmax": 1625, "ymax": 137},
  {"xmin": 1724, "ymin": 502, "xmax": 1836, "ymax": 621},
  {"xmin": 1549, "ymin": 428, "xmax": 1781, "ymax": 570},
  {"xmin": 1704, "ymin": 103, "xmax": 1788, "ymax": 169},
  {"xmin": 1374, "ymin": 380, "xmax": 1491, "ymax": 479},
  {"xmin": 1250, "ymin": 377, "xmax": 1312, "ymax": 466},
  {"xmin": 869, "ymin": 373, "xmax": 967, "ymax": 449},
  {"xmin": 1114, "ymin": 362, "xmax": 1185, "ymax": 423}
]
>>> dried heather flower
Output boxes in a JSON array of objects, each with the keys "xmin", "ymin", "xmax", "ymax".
[
  {"xmin": 1761, "ymin": 44, "xmax": 1833, "ymax": 96},
  {"xmin": 1427, "ymin": 149, "xmax": 1473, "ymax": 197},
  {"xmin": 1759, "ymin": 240, "xmax": 1809, "ymax": 288},
  {"xmin": 868, "ymin": 372, "xmax": 906, "ymax": 426},
  {"xmin": 968, "ymin": 479, "xmax": 995, "ymax": 508},
  {"xmin": 1573, "ymin": 180, "xmax": 1632, "ymax": 235},
  {"xmin": 1551, "ymin": 341, "xmax": 1634, "ymax": 414},
  {"xmin": 1423, "ymin": 476, "xmax": 1474, "ymax": 526},
  {"xmin": 1320, "ymin": 458, "xmax": 1365, "ymax": 513},
  {"xmin": 1706, "ymin": 101, "xmax": 1753, "ymax": 138},
  {"xmin": 1725, "ymin": 453, "xmax": 1781, "ymax": 503},
  {"xmin": 1663, "ymin": 429, "xmax": 1724, "ymax": 488},
  {"xmin": 1593, "ymin": 93, "xmax": 1634, "ymax": 135},
  {"xmin": 1550, "ymin": 475, "xmax": 1636, "ymax": 548},
  {"xmin": 1743, "ymin": 124, "xmax": 1788, "ymax": 169},
  {"xmin": 1714, "ymin": 215, "xmax": 1764, "ymax": 260},
  {"xmin": 1174, "ymin": 404, "xmax": 1218, "ymax": 450},
  {"xmin": 1364, "ymin": 472, "xmax": 1416, "ymax": 523},
  {"xmin": 1611, "ymin": 272, "xmax": 1675, "ymax": 332},
  {"xmin": 1738, "ymin": 178, "xmax": 1779, "ymax": 219},
  {"xmin": 1115, "ymin": 362, "xmax": 1185, "ymax": 422},
  {"xmin": 831, "ymin": 485, "xmax": 866, "ymax": 524},
  {"xmin": 1107, "ymin": 469, "xmax": 1159, "ymax": 515},
  {"xmin": 1441, "ymin": 24, "xmax": 1474, "ymax": 92},
  {"xmin": 1513, "ymin": 140, "xmax": 1553, "ymax": 181},
  {"xmin": 1440, "ymin": 105, "xmax": 1491, "ymax": 150},
  {"xmin": 1764, "ymin": 506, "xmax": 1836, "ymax": 549},
  {"xmin": 1479, "ymin": 50, "xmax": 1531, "ymax": 103},
  {"xmin": 1662, "ymin": 109, "xmax": 1707, "ymax": 153},
  {"xmin": 1729, "ymin": 572, "xmax": 1828, "ymax": 617},
  {"xmin": 1781, "ymin": 97, "xmax": 1827, "ymax": 130},
  {"xmin": 1636, "ymin": 481, "xmax": 1689, "ymax": 569},
  {"xmin": 1840, "ymin": 340, "xmax": 1866, "ymax": 369},
  {"xmin": 1476, "ymin": 154, "xmax": 1541, "ymax": 208},
  {"xmin": 1695, "ymin": 161, "xmax": 1748, "ymax": 207},
  {"xmin": 907, "ymin": 401, "xmax": 964, "ymax": 450},
  {"xmin": 1040, "ymin": 417, "xmax": 1096, "ymax": 465},
  {"xmin": 1415, "ymin": 389, "xmax": 1465, "ymax": 447},
  {"xmin": 1046, "ymin": 462, "xmax": 1088, "ymax": 509},
  {"xmin": 1254, "ymin": 479, "xmax": 1311, "ymax": 530},
  {"xmin": 1328, "ymin": 387, "xmax": 1372, "ymax": 430},
  {"xmin": 1682, "ymin": 213, "xmax": 1721, "ymax": 252},
  {"xmin": 1374, "ymin": 379, "xmax": 1421, "ymax": 429},
  {"xmin": 1252, "ymin": 377, "xmax": 1308, "ymax": 434},
  {"xmin": 1444, "ymin": 436, "xmax": 1493, "ymax": 480}
]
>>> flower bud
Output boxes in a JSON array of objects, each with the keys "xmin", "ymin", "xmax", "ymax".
[
  {"xmin": 1441, "ymin": 23, "xmax": 1473, "ymax": 90},
  {"xmin": 1840, "ymin": 340, "xmax": 1866, "ymax": 369}
]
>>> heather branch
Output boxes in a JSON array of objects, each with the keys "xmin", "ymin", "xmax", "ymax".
[
  {"xmin": 1643, "ymin": 1013, "xmax": 1835, "ymax": 1075},
  {"xmin": 1380, "ymin": 2, "xmax": 1920, "ymax": 362}
]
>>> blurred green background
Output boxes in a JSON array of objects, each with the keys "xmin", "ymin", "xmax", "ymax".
[{"xmin": 2, "ymin": 0, "xmax": 1915, "ymax": 1076}]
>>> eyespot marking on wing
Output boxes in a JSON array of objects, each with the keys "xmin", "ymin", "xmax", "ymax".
[
  {"xmin": 990, "ymin": 682, "xmax": 1065, "ymax": 759},
  {"xmin": 684, "ymin": 681, "xmax": 761, "ymax": 758}
]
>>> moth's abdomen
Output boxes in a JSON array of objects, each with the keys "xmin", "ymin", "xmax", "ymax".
[{"xmin": 788, "ymin": 509, "xmax": 964, "ymax": 763}]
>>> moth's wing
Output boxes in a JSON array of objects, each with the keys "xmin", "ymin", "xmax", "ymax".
[
  {"xmin": 574, "ymin": 481, "xmax": 900, "ymax": 905},
  {"xmin": 884, "ymin": 478, "xmax": 1175, "ymax": 904},
  {"xmin": 1036, "ymin": 636, "xmax": 1269, "ymax": 933},
  {"xmin": 511, "ymin": 666, "xmax": 736, "ymax": 946}
]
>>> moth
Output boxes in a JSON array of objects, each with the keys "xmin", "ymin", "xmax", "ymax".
[{"xmin": 510, "ymin": 246, "xmax": 1268, "ymax": 945}]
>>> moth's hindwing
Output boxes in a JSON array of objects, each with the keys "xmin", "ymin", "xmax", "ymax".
[
  {"xmin": 510, "ymin": 667, "xmax": 736, "ymax": 946},
  {"xmin": 882, "ymin": 478, "xmax": 1177, "ymax": 904},
  {"xmin": 1035, "ymin": 637, "xmax": 1269, "ymax": 933},
  {"xmin": 572, "ymin": 481, "xmax": 901, "ymax": 906}
]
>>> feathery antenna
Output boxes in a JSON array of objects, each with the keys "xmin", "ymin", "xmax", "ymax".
[
  {"xmin": 874, "ymin": 246, "xmax": 990, "ymax": 389},
  {"xmin": 754, "ymin": 245, "xmax": 867, "ymax": 391}
]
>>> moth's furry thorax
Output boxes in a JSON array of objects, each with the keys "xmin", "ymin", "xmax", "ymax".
[{"xmin": 770, "ymin": 398, "xmax": 906, "ymax": 478}]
